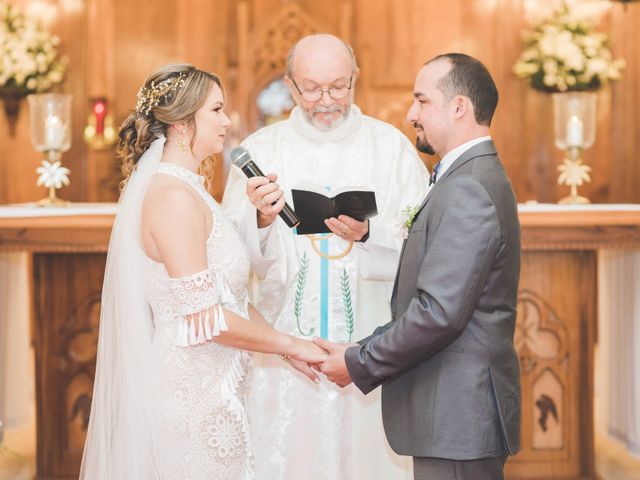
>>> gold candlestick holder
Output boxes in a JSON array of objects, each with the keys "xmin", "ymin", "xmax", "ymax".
[
  {"xmin": 557, "ymin": 146, "xmax": 591, "ymax": 204},
  {"xmin": 35, "ymin": 150, "xmax": 70, "ymax": 207}
]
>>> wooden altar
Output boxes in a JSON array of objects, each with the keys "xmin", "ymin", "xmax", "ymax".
[
  {"xmin": 0, "ymin": 204, "xmax": 114, "ymax": 480},
  {"xmin": 1, "ymin": 203, "xmax": 639, "ymax": 480}
]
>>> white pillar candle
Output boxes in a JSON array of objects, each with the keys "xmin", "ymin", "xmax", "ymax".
[
  {"xmin": 44, "ymin": 115, "xmax": 66, "ymax": 151},
  {"xmin": 566, "ymin": 115, "xmax": 584, "ymax": 148}
]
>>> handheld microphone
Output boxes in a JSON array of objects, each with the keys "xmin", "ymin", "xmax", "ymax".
[{"xmin": 230, "ymin": 146, "xmax": 300, "ymax": 228}]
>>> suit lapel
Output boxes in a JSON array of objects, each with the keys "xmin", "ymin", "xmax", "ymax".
[
  {"xmin": 390, "ymin": 140, "xmax": 498, "ymax": 314},
  {"xmin": 414, "ymin": 140, "xmax": 497, "ymax": 217}
]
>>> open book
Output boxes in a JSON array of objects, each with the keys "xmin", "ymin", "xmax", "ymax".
[{"xmin": 291, "ymin": 182, "xmax": 378, "ymax": 235}]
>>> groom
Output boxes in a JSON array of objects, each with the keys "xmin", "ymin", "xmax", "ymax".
[{"xmin": 315, "ymin": 53, "xmax": 521, "ymax": 480}]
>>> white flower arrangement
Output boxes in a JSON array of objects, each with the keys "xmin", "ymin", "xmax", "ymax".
[
  {"xmin": 36, "ymin": 160, "xmax": 70, "ymax": 189},
  {"xmin": 0, "ymin": 2, "xmax": 66, "ymax": 95},
  {"xmin": 513, "ymin": 2, "xmax": 625, "ymax": 92}
]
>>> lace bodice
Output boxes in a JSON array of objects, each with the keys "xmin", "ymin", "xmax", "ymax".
[
  {"xmin": 148, "ymin": 162, "xmax": 250, "ymax": 305},
  {"xmin": 144, "ymin": 162, "xmax": 254, "ymax": 480}
]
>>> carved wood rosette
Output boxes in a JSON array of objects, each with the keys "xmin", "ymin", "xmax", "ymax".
[
  {"xmin": 516, "ymin": 289, "xmax": 570, "ymax": 452},
  {"xmin": 234, "ymin": 1, "xmax": 345, "ymax": 135}
]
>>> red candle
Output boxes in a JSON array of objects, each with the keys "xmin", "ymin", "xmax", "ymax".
[{"xmin": 92, "ymin": 98, "xmax": 107, "ymax": 135}]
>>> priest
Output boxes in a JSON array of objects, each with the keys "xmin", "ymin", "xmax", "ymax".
[{"xmin": 223, "ymin": 33, "xmax": 428, "ymax": 480}]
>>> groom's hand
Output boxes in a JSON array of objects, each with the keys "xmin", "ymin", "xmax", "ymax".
[{"xmin": 313, "ymin": 337, "xmax": 355, "ymax": 388}]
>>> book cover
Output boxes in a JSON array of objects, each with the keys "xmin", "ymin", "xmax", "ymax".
[{"xmin": 291, "ymin": 182, "xmax": 378, "ymax": 235}]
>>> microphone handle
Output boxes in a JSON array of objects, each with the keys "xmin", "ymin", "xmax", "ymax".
[
  {"xmin": 240, "ymin": 163, "xmax": 300, "ymax": 228},
  {"xmin": 279, "ymin": 202, "xmax": 301, "ymax": 229}
]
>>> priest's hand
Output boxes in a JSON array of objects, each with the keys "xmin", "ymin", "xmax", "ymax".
[
  {"xmin": 246, "ymin": 173, "xmax": 286, "ymax": 228},
  {"xmin": 325, "ymin": 215, "xmax": 369, "ymax": 242},
  {"xmin": 313, "ymin": 337, "xmax": 356, "ymax": 388}
]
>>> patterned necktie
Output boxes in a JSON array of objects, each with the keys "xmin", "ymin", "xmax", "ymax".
[{"xmin": 429, "ymin": 162, "xmax": 441, "ymax": 186}]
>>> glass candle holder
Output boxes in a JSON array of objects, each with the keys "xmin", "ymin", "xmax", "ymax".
[
  {"xmin": 552, "ymin": 92, "xmax": 597, "ymax": 204},
  {"xmin": 27, "ymin": 93, "xmax": 72, "ymax": 206}
]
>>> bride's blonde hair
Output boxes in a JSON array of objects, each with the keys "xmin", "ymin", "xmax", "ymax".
[{"xmin": 117, "ymin": 63, "xmax": 222, "ymax": 190}]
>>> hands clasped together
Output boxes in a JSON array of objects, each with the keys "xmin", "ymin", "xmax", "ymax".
[
  {"xmin": 286, "ymin": 337, "xmax": 357, "ymax": 388},
  {"xmin": 247, "ymin": 174, "xmax": 363, "ymax": 387}
]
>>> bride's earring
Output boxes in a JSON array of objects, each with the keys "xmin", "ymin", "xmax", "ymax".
[{"xmin": 177, "ymin": 128, "xmax": 188, "ymax": 154}]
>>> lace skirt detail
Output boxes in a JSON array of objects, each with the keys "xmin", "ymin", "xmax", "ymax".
[{"xmin": 153, "ymin": 336, "xmax": 254, "ymax": 480}]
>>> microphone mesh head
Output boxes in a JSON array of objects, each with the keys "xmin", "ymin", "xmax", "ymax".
[{"xmin": 230, "ymin": 146, "xmax": 251, "ymax": 168}]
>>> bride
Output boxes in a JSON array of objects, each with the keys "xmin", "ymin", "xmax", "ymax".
[{"xmin": 80, "ymin": 64, "xmax": 326, "ymax": 479}]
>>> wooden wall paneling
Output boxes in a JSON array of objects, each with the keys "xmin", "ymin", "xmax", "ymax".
[
  {"xmin": 232, "ymin": 0, "xmax": 250, "ymax": 143},
  {"xmin": 0, "ymin": 0, "xmax": 36, "ymax": 205},
  {"xmin": 33, "ymin": 253, "xmax": 106, "ymax": 479},
  {"xmin": 300, "ymin": 0, "xmax": 347, "ymax": 34},
  {"xmin": 3, "ymin": 0, "xmax": 640, "ymax": 206},
  {"xmin": 587, "ymin": 86, "xmax": 613, "ymax": 202},
  {"xmin": 248, "ymin": 0, "xmax": 344, "ymax": 41},
  {"xmin": 484, "ymin": 0, "xmax": 534, "ymax": 203},
  {"xmin": 374, "ymin": 91, "xmax": 413, "ymax": 137},
  {"xmin": 521, "ymin": 89, "xmax": 558, "ymax": 204},
  {"xmin": 85, "ymin": 0, "xmax": 118, "ymax": 202},
  {"xmin": 176, "ymin": 0, "xmax": 224, "ymax": 72},
  {"xmin": 112, "ymin": 0, "xmax": 178, "ymax": 137},
  {"xmin": 176, "ymin": 0, "xmax": 231, "ymax": 200},
  {"xmin": 611, "ymin": 4, "xmax": 640, "ymax": 204},
  {"xmin": 55, "ymin": 0, "xmax": 90, "ymax": 203},
  {"xmin": 104, "ymin": 0, "xmax": 179, "ymax": 199},
  {"xmin": 354, "ymin": 0, "xmax": 454, "ymax": 169},
  {"xmin": 339, "ymin": 0, "xmax": 353, "ymax": 44}
]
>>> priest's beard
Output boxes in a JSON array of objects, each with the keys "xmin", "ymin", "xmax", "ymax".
[
  {"xmin": 304, "ymin": 103, "xmax": 351, "ymax": 131},
  {"xmin": 414, "ymin": 122, "xmax": 435, "ymax": 155}
]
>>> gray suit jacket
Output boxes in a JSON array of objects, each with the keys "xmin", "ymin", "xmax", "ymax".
[{"xmin": 345, "ymin": 140, "xmax": 521, "ymax": 460}]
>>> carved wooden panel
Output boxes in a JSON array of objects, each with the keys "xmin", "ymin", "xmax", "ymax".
[
  {"xmin": 32, "ymin": 253, "xmax": 105, "ymax": 479},
  {"xmin": 234, "ymin": 1, "xmax": 341, "ymax": 136},
  {"xmin": 516, "ymin": 290, "xmax": 570, "ymax": 454},
  {"xmin": 506, "ymin": 252, "xmax": 596, "ymax": 479}
]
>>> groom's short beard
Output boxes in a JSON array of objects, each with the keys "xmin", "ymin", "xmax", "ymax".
[
  {"xmin": 415, "ymin": 130, "xmax": 435, "ymax": 155},
  {"xmin": 413, "ymin": 122, "xmax": 435, "ymax": 155}
]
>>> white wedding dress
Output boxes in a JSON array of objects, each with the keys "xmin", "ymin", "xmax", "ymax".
[
  {"xmin": 146, "ymin": 162, "xmax": 254, "ymax": 479},
  {"xmin": 81, "ymin": 138, "xmax": 255, "ymax": 480}
]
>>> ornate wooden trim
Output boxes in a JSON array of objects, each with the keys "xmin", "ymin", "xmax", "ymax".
[
  {"xmin": 519, "ymin": 208, "xmax": 640, "ymax": 227},
  {"xmin": 0, "ymin": 215, "xmax": 113, "ymax": 253},
  {"xmin": 2, "ymin": 207, "xmax": 639, "ymax": 252}
]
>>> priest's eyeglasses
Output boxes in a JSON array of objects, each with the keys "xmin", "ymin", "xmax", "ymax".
[{"xmin": 290, "ymin": 75, "xmax": 354, "ymax": 102}]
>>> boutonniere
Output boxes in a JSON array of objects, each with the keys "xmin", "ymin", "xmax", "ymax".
[{"xmin": 400, "ymin": 204, "xmax": 420, "ymax": 239}]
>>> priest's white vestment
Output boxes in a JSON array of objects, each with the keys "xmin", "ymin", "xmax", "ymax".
[{"xmin": 223, "ymin": 105, "xmax": 429, "ymax": 480}]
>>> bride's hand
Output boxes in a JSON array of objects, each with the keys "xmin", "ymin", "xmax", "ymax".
[
  {"xmin": 285, "ymin": 357, "xmax": 321, "ymax": 384},
  {"xmin": 289, "ymin": 337, "xmax": 328, "ymax": 364}
]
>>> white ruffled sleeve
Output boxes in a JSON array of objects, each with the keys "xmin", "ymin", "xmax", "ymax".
[{"xmin": 169, "ymin": 269, "xmax": 241, "ymax": 347}]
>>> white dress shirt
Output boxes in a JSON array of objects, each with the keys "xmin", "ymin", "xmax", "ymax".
[{"xmin": 434, "ymin": 135, "xmax": 492, "ymax": 183}]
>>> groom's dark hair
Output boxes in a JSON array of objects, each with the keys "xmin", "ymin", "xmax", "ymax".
[{"xmin": 426, "ymin": 53, "xmax": 498, "ymax": 127}]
